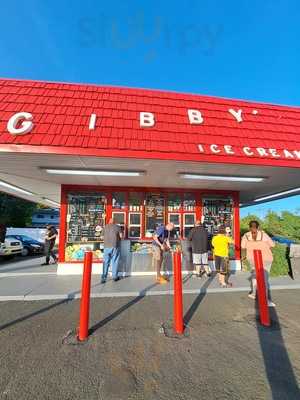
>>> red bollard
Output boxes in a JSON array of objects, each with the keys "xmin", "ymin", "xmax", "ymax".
[
  {"xmin": 78, "ymin": 251, "xmax": 93, "ymax": 341},
  {"xmin": 173, "ymin": 250, "xmax": 184, "ymax": 334},
  {"xmin": 253, "ymin": 249, "xmax": 270, "ymax": 327}
]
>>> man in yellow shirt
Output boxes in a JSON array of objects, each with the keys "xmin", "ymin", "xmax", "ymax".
[{"xmin": 212, "ymin": 226, "xmax": 233, "ymax": 288}]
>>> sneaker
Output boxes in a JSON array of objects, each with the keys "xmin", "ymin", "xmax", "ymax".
[
  {"xmin": 157, "ymin": 277, "xmax": 168, "ymax": 284},
  {"xmin": 268, "ymin": 301, "xmax": 276, "ymax": 307},
  {"xmin": 41, "ymin": 262, "xmax": 49, "ymax": 266},
  {"xmin": 101, "ymin": 279, "xmax": 106, "ymax": 284},
  {"xmin": 248, "ymin": 293, "xmax": 256, "ymax": 300},
  {"xmin": 113, "ymin": 277, "xmax": 120, "ymax": 282}
]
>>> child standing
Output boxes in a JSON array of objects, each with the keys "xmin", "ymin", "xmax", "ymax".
[{"xmin": 212, "ymin": 226, "xmax": 233, "ymax": 288}]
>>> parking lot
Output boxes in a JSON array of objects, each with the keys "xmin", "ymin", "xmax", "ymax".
[{"xmin": 0, "ymin": 254, "xmax": 57, "ymax": 275}]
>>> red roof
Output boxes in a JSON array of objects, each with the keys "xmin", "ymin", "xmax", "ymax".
[{"xmin": 1, "ymin": 78, "xmax": 300, "ymax": 168}]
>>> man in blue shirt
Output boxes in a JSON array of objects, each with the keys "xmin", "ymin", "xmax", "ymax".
[{"xmin": 152, "ymin": 222, "xmax": 174, "ymax": 284}]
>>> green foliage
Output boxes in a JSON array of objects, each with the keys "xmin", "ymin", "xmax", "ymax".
[
  {"xmin": 240, "ymin": 214, "xmax": 264, "ymax": 236},
  {"xmin": 0, "ymin": 193, "xmax": 37, "ymax": 227},
  {"xmin": 241, "ymin": 243, "xmax": 289, "ymax": 276},
  {"xmin": 270, "ymin": 244, "xmax": 289, "ymax": 277},
  {"xmin": 241, "ymin": 210, "xmax": 300, "ymax": 243}
]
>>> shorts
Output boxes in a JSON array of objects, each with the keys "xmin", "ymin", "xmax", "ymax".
[
  {"xmin": 152, "ymin": 245, "xmax": 163, "ymax": 261},
  {"xmin": 214, "ymin": 256, "xmax": 229, "ymax": 274},
  {"xmin": 192, "ymin": 252, "xmax": 208, "ymax": 265}
]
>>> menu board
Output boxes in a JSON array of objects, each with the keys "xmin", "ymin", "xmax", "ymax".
[
  {"xmin": 202, "ymin": 197, "xmax": 233, "ymax": 235},
  {"xmin": 145, "ymin": 193, "xmax": 165, "ymax": 233},
  {"xmin": 183, "ymin": 193, "xmax": 196, "ymax": 211},
  {"xmin": 67, "ymin": 193, "xmax": 106, "ymax": 243}
]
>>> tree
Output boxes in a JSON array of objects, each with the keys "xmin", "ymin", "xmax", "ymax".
[
  {"xmin": 240, "ymin": 214, "xmax": 264, "ymax": 236},
  {"xmin": 241, "ymin": 210, "xmax": 300, "ymax": 243},
  {"xmin": 264, "ymin": 211, "xmax": 283, "ymax": 237},
  {"xmin": 0, "ymin": 192, "xmax": 37, "ymax": 227}
]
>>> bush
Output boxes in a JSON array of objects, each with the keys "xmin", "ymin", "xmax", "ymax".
[
  {"xmin": 270, "ymin": 243, "xmax": 289, "ymax": 277},
  {"xmin": 241, "ymin": 243, "xmax": 289, "ymax": 277}
]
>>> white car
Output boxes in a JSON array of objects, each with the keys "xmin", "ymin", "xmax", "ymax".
[{"xmin": 0, "ymin": 238, "xmax": 23, "ymax": 258}]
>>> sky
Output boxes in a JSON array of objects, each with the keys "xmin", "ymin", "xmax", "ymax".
[{"xmin": 0, "ymin": 0, "xmax": 300, "ymax": 217}]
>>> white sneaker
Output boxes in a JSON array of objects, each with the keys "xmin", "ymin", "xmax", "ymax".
[{"xmin": 268, "ymin": 301, "xmax": 276, "ymax": 307}]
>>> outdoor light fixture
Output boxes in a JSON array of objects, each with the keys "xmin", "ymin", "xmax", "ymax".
[
  {"xmin": 0, "ymin": 180, "xmax": 34, "ymax": 196},
  {"xmin": 44, "ymin": 169, "xmax": 145, "ymax": 177},
  {"xmin": 179, "ymin": 174, "xmax": 265, "ymax": 183},
  {"xmin": 254, "ymin": 187, "xmax": 300, "ymax": 202}
]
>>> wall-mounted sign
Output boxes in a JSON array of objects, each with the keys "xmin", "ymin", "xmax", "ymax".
[
  {"xmin": 198, "ymin": 144, "xmax": 300, "ymax": 160},
  {"xmin": 3, "ymin": 108, "xmax": 300, "ymax": 161},
  {"xmin": 7, "ymin": 112, "xmax": 34, "ymax": 135}
]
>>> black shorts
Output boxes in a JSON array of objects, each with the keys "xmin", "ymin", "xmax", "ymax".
[{"xmin": 214, "ymin": 256, "xmax": 229, "ymax": 274}]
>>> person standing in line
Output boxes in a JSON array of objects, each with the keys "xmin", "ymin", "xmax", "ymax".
[
  {"xmin": 101, "ymin": 217, "xmax": 122, "ymax": 284},
  {"xmin": 41, "ymin": 224, "xmax": 58, "ymax": 265},
  {"xmin": 212, "ymin": 226, "xmax": 233, "ymax": 288},
  {"xmin": 241, "ymin": 220, "xmax": 276, "ymax": 307},
  {"xmin": 152, "ymin": 222, "xmax": 174, "ymax": 284},
  {"xmin": 188, "ymin": 220, "xmax": 211, "ymax": 277}
]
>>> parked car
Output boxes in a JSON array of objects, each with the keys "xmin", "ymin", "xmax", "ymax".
[
  {"xmin": 5, "ymin": 235, "xmax": 44, "ymax": 256},
  {"xmin": 0, "ymin": 238, "xmax": 23, "ymax": 258},
  {"xmin": 271, "ymin": 236, "xmax": 296, "ymax": 246}
]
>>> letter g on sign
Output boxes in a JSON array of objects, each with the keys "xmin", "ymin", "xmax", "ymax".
[{"xmin": 7, "ymin": 112, "xmax": 34, "ymax": 135}]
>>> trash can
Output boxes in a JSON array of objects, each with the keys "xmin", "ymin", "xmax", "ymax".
[{"xmin": 289, "ymin": 244, "xmax": 300, "ymax": 276}]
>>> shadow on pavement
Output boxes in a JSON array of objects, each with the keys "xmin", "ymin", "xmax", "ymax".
[
  {"xmin": 0, "ymin": 255, "xmax": 41, "ymax": 266},
  {"xmin": 183, "ymin": 274, "xmax": 215, "ymax": 326},
  {"xmin": 89, "ymin": 282, "xmax": 158, "ymax": 334},
  {"xmin": 182, "ymin": 272, "xmax": 193, "ymax": 284},
  {"xmin": 0, "ymin": 261, "xmax": 54, "ymax": 274},
  {"xmin": 0, "ymin": 290, "xmax": 80, "ymax": 331},
  {"xmin": 255, "ymin": 301, "xmax": 300, "ymax": 399}
]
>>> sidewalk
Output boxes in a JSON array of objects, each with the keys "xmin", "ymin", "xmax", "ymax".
[{"xmin": 0, "ymin": 257, "xmax": 299, "ymax": 300}]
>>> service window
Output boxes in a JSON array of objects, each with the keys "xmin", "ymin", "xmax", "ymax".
[
  {"xmin": 183, "ymin": 193, "xmax": 196, "ymax": 211},
  {"xmin": 112, "ymin": 192, "xmax": 126, "ymax": 209},
  {"xmin": 129, "ymin": 192, "xmax": 143, "ymax": 212},
  {"xmin": 145, "ymin": 193, "xmax": 165, "ymax": 236},
  {"xmin": 128, "ymin": 212, "xmax": 142, "ymax": 238},
  {"xmin": 168, "ymin": 213, "xmax": 181, "ymax": 239},
  {"xmin": 202, "ymin": 196, "xmax": 234, "ymax": 235},
  {"xmin": 65, "ymin": 193, "xmax": 106, "ymax": 261},
  {"xmin": 112, "ymin": 211, "xmax": 126, "ymax": 235},
  {"xmin": 183, "ymin": 213, "xmax": 195, "ymax": 238},
  {"xmin": 168, "ymin": 193, "xmax": 181, "ymax": 211}
]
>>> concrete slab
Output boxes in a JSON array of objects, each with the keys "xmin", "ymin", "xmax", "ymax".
[
  {"xmin": 0, "ymin": 268, "xmax": 299, "ymax": 301},
  {"xmin": 0, "ymin": 275, "xmax": 49, "ymax": 299},
  {"xmin": 0, "ymin": 256, "xmax": 57, "ymax": 275}
]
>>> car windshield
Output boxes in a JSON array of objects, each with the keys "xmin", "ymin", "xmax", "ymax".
[{"xmin": 8, "ymin": 235, "xmax": 36, "ymax": 242}]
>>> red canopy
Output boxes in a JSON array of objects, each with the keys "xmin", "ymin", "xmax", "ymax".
[{"xmin": 1, "ymin": 78, "xmax": 300, "ymax": 168}]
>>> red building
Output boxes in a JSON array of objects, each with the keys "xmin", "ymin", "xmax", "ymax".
[{"xmin": 0, "ymin": 78, "xmax": 300, "ymax": 275}]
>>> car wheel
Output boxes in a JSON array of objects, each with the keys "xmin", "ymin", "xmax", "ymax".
[{"xmin": 21, "ymin": 247, "xmax": 30, "ymax": 257}]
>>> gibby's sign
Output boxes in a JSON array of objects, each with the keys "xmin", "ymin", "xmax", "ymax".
[{"xmin": 5, "ymin": 109, "xmax": 300, "ymax": 160}]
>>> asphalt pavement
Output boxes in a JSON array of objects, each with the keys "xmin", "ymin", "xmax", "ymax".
[{"xmin": 0, "ymin": 290, "xmax": 299, "ymax": 400}]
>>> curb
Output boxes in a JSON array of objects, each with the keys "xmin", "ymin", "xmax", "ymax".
[{"xmin": 0, "ymin": 284, "xmax": 299, "ymax": 301}]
